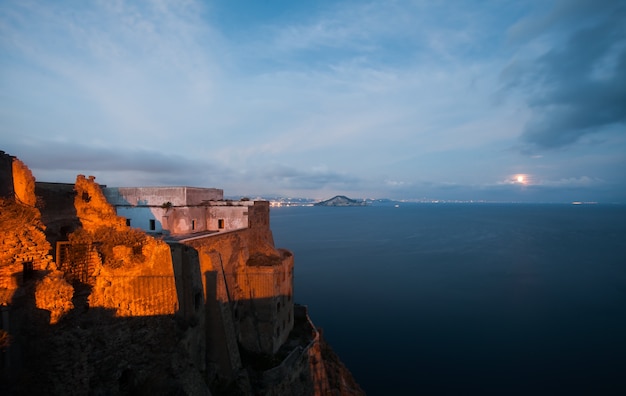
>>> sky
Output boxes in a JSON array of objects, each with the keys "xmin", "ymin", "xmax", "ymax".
[{"xmin": 1, "ymin": 0, "xmax": 625, "ymax": 202}]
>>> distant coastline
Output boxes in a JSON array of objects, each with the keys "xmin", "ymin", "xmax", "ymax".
[{"xmin": 314, "ymin": 195, "xmax": 367, "ymax": 207}]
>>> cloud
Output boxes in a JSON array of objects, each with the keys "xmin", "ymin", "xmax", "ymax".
[
  {"xmin": 503, "ymin": 0, "xmax": 626, "ymax": 150},
  {"xmin": 8, "ymin": 141, "xmax": 201, "ymax": 172},
  {"xmin": 0, "ymin": 0, "xmax": 221, "ymax": 144},
  {"xmin": 247, "ymin": 163, "xmax": 363, "ymax": 192},
  {"xmin": 2, "ymin": 1, "xmax": 624, "ymax": 202},
  {"xmin": 3, "ymin": 140, "xmax": 225, "ymax": 187}
]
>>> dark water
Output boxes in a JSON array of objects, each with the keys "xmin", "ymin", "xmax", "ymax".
[{"xmin": 270, "ymin": 204, "xmax": 626, "ymax": 395}]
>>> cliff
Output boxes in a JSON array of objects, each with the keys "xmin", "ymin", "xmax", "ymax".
[{"xmin": 0, "ymin": 151, "xmax": 364, "ymax": 395}]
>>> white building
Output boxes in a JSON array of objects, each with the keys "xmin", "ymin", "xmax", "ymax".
[{"xmin": 102, "ymin": 186, "xmax": 258, "ymax": 235}]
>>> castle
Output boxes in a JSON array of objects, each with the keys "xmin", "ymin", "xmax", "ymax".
[{"xmin": 0, "ymin": 151, "xmax": 363, "ymax": 395}]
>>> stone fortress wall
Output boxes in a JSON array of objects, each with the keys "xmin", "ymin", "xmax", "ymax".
[
  {"xmin": 0, "ymin": 150, "xmax": 364, "ymax": 395},
  {"xmin": 0, "ymin": 152, "xmax": 54, "ymax": 296}
]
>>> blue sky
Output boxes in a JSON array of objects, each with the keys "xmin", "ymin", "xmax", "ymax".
[{"xmin": 1, "ymin": 0, "xmax": 624, "ymax": 202}]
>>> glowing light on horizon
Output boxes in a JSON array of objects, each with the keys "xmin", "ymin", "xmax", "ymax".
[{"xmin": 510, "ymin": 174, "xmax": 532, "ymax": 185}]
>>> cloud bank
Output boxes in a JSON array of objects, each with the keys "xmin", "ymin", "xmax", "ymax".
[
  {"xmin": 1, "ymin": 0, "xmax": 624, "ymax": 202},
  {"xmin": 504, "ymin": 0, "xmax": 626, "ymax": 149}
]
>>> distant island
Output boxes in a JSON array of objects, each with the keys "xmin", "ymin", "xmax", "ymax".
[{"xmin": 314, "ymin": 195, "xmax": 367, "ymax": 207}]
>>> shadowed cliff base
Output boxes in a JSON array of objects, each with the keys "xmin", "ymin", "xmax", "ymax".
[
  {"xmin": 1, "ymin": 270, "xmax": 361, "ymax": 395},
  {"xmin": 1, "ymin": 274, "xmax": 207, "ymax": 395}
]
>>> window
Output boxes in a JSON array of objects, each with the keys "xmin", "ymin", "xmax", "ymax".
[
  {"xmin": 23, "ymin": 261, "xmax": 34, "ymax": 281},
  {"xmin": 149, "ymin": 219, "xmax": 156, "ymax": 231},
  {"xmin": 191, "ymin": 219, "xmax": 196, "ymax": 230},
  {"xmin": 126, "ymin": 218, "xmax": 131, "ymax": 226},
  {"xmin": 218, "ymin": 219, "xmax": 224, "ymax": 229}
]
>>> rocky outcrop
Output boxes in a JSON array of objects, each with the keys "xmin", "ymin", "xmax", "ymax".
[
  {"xmin": 314, "ymin": 196, "xmax": 367, "ymax": 207},
  {"xmin": 319, "ymin": 334, "xmax": 365, "ymax": 396}
]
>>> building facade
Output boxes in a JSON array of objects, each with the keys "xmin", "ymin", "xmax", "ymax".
[{"xmin": 103, "ymin": 186, "xmax": 258, "ymax": 235}]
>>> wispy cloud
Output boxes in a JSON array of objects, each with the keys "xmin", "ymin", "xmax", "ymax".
[{"xmin": 1, "ymin": 0, "xmax": 624, "ymax": 202}]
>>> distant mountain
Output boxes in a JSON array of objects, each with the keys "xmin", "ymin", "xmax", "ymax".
[{"xmin": 314, "ymin": 195, "xmax": 367, "ymax": 207}]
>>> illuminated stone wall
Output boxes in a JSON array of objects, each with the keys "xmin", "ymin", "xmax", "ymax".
[
  {"xmin": 70, "ymin": 176, "xmax": 179, "ymax": 316},
  {"xmin": 0, "ymin": 152, "xmax": 363, "ymax": 395},
  {"xmin": 73, "ymin": 175, "xmax": 126, "ymax": 233},
  {"xmin": 0, "ymin": 153, "xmax": 54, "ymax": 304},
  {"xmin": 181, "ymin": 226, "xmax": 295, "ymax": 355},
  {"xmin": 11, "ymin": 157, "xmax": 36, "ymax": 206},
  {"xmin": 0, "ymin": 151, "xmax": 35, "ymax": 206}
]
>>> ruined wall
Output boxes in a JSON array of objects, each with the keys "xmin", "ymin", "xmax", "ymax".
[
  {"xmin": 69, "ymin": 176, "xmax": 179, "ymax": 317},
  {"xmin": 0, "ymin": 156, "xmax": 207, "ymax": 395},
  {"xmin": 36, "ymin": 182, "xmax": 81, "ymax": 236},
  {"xmin": 34, "ymin": 271, "xmax": 74, "ymax": 324},
  {"xmin": 88, "ymin": 239, "xmax": 177, "ymax": 317},
  {"xmin": 0, "ymin": 154, "xmax": 54, "ymax": 304},
  {"xmin": 1, "ymin": 153, "xmax": 364, "ymax": 396},
  {"xmin": 1, "ymin": 162, "xmax": 179, "ymax": 318},
  {"xmin": 0, "ymin": 199, "xmax": 55, "ymax": 301},
  {"xmin": 74, "ymin": 175, "xmax": 126, "ymax": 233},
  {"xmin": 0, "ymin": 151, "xmax": 35, "ymax": 206},
  {"xmin": 11, "ymin": 157, "xmax": 36, "ymax": 206}
]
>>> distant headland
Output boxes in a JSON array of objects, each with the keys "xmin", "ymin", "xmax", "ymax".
[{"xmin": 314, "ymin": 195, "xmax": 367, "ymax": 207}]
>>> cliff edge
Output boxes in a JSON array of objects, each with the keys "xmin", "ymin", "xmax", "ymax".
[{"xmin": 0, "ymin": 151, "xmax": 365, "ymax": 395}]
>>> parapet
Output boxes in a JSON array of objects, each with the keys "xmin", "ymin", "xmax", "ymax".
[{"xmin": 102, "ymin": 186, "xmax": 224, "ymax": 207}]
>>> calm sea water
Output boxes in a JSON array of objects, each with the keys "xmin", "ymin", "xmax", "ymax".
[{"xmin": 270, "ymin": 204, "xmax": 626, "ymax": 395}]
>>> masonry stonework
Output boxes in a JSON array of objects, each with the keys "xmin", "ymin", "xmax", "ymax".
[{"xmin": 0, "ymin": 151, "xmax": 364, "ymax": 396}]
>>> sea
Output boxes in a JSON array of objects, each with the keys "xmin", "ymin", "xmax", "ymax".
[{"xmin": 270, "ymin": 203, "xmax": 626, "ymax": 395}]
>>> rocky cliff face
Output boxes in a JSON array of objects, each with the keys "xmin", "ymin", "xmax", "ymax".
[{"xmin": 0, "ymin": 151, "xmax": 364, "ymax": 395}]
